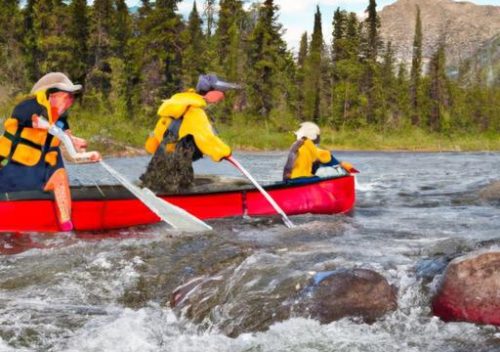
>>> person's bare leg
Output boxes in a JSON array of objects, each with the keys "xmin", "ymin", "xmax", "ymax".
[{"xmin": 44, "ymin": 169, "xmax": 73, "ymax": 231}]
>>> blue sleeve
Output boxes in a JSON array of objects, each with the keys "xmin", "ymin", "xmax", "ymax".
[
  {"xmin": 321, "ymin": 154, "xmax": 341, "ymax": 167},
  {"xmin": 11, "ymin": 99, "xmax": 44, "ymax": 128}
]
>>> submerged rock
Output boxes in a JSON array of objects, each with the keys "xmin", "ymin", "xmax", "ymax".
[
  {"xmin": 432, "ymin": 250, "xmax": 500, "ymax": 326},
  {"xmin": 479, "ymin": 181, "xmax": 500, "ymax": 205},
  {"xmin": 170, "ymin": 267, "xmax": 397, "ymax": 337},
  {"xmin": 294, "ymin": 269, "xmax": 398, "ymax": 324}
]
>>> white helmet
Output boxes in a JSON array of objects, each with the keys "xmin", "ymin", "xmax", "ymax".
[{"xmin": 294, "ymin": 122, "xmax": 320, "ymax": 141}]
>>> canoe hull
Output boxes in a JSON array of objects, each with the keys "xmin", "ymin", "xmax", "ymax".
[{"xmin": 0, "ymin": 176, "xmax": 355, "ymax": 233}]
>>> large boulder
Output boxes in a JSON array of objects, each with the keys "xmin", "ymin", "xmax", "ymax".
[
  {"xmin": 294, "ymin": 269, "xmax": 398, "ymax": 323},
  {"xmin": 170, "ymin": 268, "xmax": 397, "ymax": 337},
  {"xmin": 432, "ymin": 250, "xmax": 500, "ymax": 326}
]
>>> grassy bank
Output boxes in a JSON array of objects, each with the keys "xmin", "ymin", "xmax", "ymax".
[
  {"xmin": 220, "ymin": 124, "xmax": 500, "ymax": 152},
  {"xmin": 1, "ymin": 103, "xmax": 499, "ymax": 153}
]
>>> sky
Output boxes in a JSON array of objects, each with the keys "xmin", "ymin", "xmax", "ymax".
[{"xmin": 126, "ymin": 0, "xmax": 500, "ymax": 50}]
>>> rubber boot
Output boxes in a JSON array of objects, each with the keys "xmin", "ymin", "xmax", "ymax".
[{"xmin": 44, "ymin": 169, "xmax": 73, "ymax": 231}]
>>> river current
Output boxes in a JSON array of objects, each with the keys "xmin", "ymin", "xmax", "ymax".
[{"xmin": 0, "ymin": 152, "xmax": 499, "ymax": 351}]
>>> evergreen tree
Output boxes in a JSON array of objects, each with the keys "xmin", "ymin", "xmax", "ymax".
[
  {"xmin": 136, "ymin": 0, "xmax": 184, "ymax": 107},
  {"xmin": 296, "ymin": 32, "xmax": 308, "ymax": 119},
  {"xmin": 22, "ymin": 0, "xmax": 40, "ymax": 82},
  {"xmin": 410, "ymin": 5, "xmax": 423, "ymax": 125},
  {"xmin": 68, "ymin": 0, "xmax": 89, "ymax": 85},
  {"xmin": 428, "ymin": 43, "xmax": 449, "ymax": 131},
  {"xmin": 31, "ymin": 0, "xmax": 74, "ymax": 76},
  {"xmin": 363, "ymin": 0, "xmax": 381, "ymax": 61},
  {"xmin": 246, "ymin": 0, "xmax": 287, "ymax": 118},
  {"xmin": 87, "ymin": 0, "xmax": 114, "ymax": 97},
  {"xmin": 111, "ymin": 0, "xmax": 133, "ymax": 113},
  {"xmin": 332, "ymin": 8, "xmax": 347, "ymax": 62},
  {"xmin": 216, "ymin": 0, "xmax": 243, "ymax": 69},
  {"xmin": 0, "ymin": 0, "xmax": 25, "ymax": 90},
  {"xmin": 304, "ymin": 6, "xmax": 324, "ymax": 122},
  {"xmin": 361, "ymin": 0, "xmax": 382, "ymax": 124},
  {"xmin": 182, "ymin": 1, "xmax": 206, "ymax": 88}
]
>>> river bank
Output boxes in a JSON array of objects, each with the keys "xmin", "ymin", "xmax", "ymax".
[{"xmin": 1, "ymin": 106, "xmax": 499, "ymax": 154}]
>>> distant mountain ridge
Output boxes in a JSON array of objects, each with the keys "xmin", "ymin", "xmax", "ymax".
[{"xmin": 379, "ymin": 0, "xmax": 500, "ymax": 68}]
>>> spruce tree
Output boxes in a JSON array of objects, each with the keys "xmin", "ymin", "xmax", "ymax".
[
  {"xmin": 332, "ymin": 8, "xmax": 347, "ymax": 62},
  {"xmin": 22, "ymin": 0, "xmax": 40, "ymax": 82},
  {"xmin": 364, "ymin": 0, "xmax": 381, "ymax": 61},
  {"xmin": 30, "ymin": 0, "xmax": 73, "ymax": 76},
  {"xmin": 246, "ymin": 0, "xmax": 287, "ymax": 118},
  {"xmin": 136, "ymin": 0, "xmax": 184, "ymax": 106},
  {"xmin": 216, "ymin": 0, "xmax": 243, "ymax": 69},
  {"xmin": 410, "ymin": 6, "xmax": 423, "ymax": 125},
  {"xmin": 68, "ymin": 0, "xmax": 89, "ymax": 85},
  {"xmin": 182, "ymin": 1, "xmax": 206, "ymax": 88},
  {"xmin": 296, "ymin": 32, "xmax": 308, "ymax": 120},
  {"xmin": 361, "ymin": 0, "xmax": 382, "ymax": 124},
  {"xmin": 0, "ymin": 0, "xmax": 25, "ymax": 90},
  {"xmin": 111, "ymin": 0, "xmax": 133, "ymax": 113},
  {"xmin": 428, "ymin": 43, "xmax": 449, "ymax": 131},
  {"xmin": 304, "ymin": 6, "xmax": 324, "ymax": 122},
  {"xmin": 87, "ymin": 0, "xmax": 114, "ymax": 97}
]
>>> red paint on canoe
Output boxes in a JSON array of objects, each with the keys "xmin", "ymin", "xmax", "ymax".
[{"xmin": 0, "ymin": 176, "xmax": 355, "ymax": 233}]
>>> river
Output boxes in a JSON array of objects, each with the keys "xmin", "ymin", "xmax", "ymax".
[{"xmin": 0, "ymin": 152, "xmax": 499, "ymax": 351}]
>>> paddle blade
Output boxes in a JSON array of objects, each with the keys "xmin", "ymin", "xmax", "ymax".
[{"xmin": 100, "ymin": 161, "xmax": 212, "ymax": 232}]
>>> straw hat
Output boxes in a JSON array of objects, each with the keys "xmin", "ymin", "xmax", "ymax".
[{"xmin": 31, "ymin": 72, "xmax": 82, "ymax": 94}]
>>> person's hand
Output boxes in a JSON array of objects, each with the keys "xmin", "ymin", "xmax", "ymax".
[
  {"xmin": 88, "ymin": 151, "xmax": 102, "ymax": 162},
  {"xmin": 72, "ymin": 151, "xmax": 102, "ymax": 164}
]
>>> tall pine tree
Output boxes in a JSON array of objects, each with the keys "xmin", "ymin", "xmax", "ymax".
[
  {"xmin": 410, "ymin": 5, "xmax": 423, "ymax": 125},
  {"xmin": 246, "ymin": 0, "xmax": 287, "ymax": 118},
  {"xmin": 304, "ymin": 6, "xmax": 324, "ymax": 123},
  {"xmin": 182, "ymin": 1, "xmax": 206, "ymax": 88}
]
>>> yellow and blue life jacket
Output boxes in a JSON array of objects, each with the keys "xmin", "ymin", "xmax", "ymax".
[
  {"xmin": 145, "ymin": 90, "xmax": 231, "ymax": 162},
  {"xmin": 0, "ymin": 90, "xmax": 65, "ymax": 167}
]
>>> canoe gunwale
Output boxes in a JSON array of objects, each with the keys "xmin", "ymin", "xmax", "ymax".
[{"xmin": 0, "ymin": 175, "xmax": 352, "ymax": 202}]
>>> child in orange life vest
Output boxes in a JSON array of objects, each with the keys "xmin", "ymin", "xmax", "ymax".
[
  {"xmin": 141, "ymin": 74, "xmax": 240, "ymax": 193},
  {"xmin": 0, "ymin": 72, "xmax": 101, "ymax": 231}
]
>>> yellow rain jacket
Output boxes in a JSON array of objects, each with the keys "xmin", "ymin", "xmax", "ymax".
[
  {"xmin": 0, "ymin": 90, "xmax": 64, "ymax": 167},
  {"xmin": 284, "ymin": 138, "xmax": 332, "ymax": 180},
  {"xmin": 145, "ymin": 91, "xmax": 231, "ymax": 162}
]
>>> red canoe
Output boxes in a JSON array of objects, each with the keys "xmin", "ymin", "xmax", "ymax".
[{"xmin": 0, "ymin": 175, "xmax": 355, "ymax": 233}]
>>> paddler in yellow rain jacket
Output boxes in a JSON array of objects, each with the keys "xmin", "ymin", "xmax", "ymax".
[
  {"xmin": 0, "ymin": 72, "xmax": 102, "ymax": 231},
  {"xmin": 283, "ymin": 122, "xmax": 358, "ymax": 183},
  {"xmin": 140, "ymin": 74, "xmax": 240, "ymax": 193}
]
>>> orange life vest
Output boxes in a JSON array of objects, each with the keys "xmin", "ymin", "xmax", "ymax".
[{"xmin": 0, "ymin": 91, "xmax": 62, "ymax": 167}]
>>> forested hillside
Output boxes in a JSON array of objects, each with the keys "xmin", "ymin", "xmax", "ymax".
[{"xmin": 0, "ymin": 0, "xmax": 498, "ymax": 151}]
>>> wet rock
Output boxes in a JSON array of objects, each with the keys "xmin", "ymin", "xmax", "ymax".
[
  {"xmin": 294, "ymin": 269, "xmax": 398, "ymax": 324},
  {"xmin": 415, "ymin": 257, "xmax": 452, "ymax": 280},
  {"xmin": 432, "ymin": 250, "xmax": 500, "ymax": 326},
  {"xmin": 170, "ymin": 267, "xmax": 397, "ymax": 337},
  {"xmin": 479, "ymin": 181, "xmax": 500, "ymax": 205}
]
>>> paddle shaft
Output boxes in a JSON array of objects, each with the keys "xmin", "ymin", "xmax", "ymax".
[
  {"xmin": 99, "ymin": 161, "xmax": 212, "ymax": 232},
  {"xmin": 225, "ymin": 156, "xmax": 295, "ymax": 228}
]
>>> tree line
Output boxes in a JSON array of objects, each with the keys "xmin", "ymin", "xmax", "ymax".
[{"xmin": 0, "ymin": 0, "xmax": 498, "ymax": 134}]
